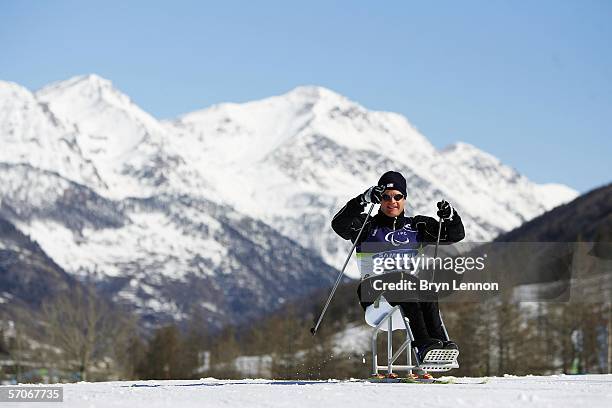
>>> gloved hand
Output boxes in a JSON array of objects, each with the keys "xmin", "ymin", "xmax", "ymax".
[
  {"xmin": 436, "ymin": 200, "xmax": 455, "ymax": 220},
  {"xmin": 361, "ymin": 185, "xmax": 385, "ymax": 204}
]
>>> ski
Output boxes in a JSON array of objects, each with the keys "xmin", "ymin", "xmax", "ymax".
[
  {"xmin": 360, "ymin": 376, "xmax": 488, "ymax": 385},
  {"xmin": 130, "ymin": 377, "xmax": 490, "ymax": 388}
]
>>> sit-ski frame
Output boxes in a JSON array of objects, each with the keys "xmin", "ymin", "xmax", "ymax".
[{"xmin": 371, "ymin": 305, "xmax": 459, "ymax": 376}]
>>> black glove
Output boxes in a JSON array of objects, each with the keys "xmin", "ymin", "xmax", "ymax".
[
  {"xmin": 436, "ymin": 200, "xmax": 455, "ymax": 220},
  {"xmin": 361, "ymin": 185, "xmax": 385, "ymax": 204}
]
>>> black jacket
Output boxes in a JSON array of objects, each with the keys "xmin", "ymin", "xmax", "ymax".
[{"xmin": 331, "ymin": 195, "xmax": 465, "ymax": 246}]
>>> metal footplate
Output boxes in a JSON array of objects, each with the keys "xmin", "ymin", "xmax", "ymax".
[{"xmin": 419, "ymin": 349, "xmax": 459, "ymax": 372}]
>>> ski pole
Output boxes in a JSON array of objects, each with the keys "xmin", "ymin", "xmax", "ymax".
[
  {"xmin": 430, "ymin": 204, "xmax": 444, "ymax": 285},
  {"xmin": 310, "ymin": 202, "xmax": 376, "ymax": 336},
  {"xmin": 434, "ymin": 216, "xmax": 443, "ymax": 258}
]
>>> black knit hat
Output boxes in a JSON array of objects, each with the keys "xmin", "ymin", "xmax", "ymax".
[{"xmin": 378, "ymin": 171, "xmax": 407, "ymax": 196}]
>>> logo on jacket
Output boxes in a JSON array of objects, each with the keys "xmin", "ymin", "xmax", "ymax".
[{"xmin": 385, "ymin": 229, "xmax": 411, "ymax": 246}]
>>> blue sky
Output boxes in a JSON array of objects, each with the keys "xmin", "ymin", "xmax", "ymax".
[{"xmin": 1, "ymin": 0, "xmax": 610, "ymax": 192}]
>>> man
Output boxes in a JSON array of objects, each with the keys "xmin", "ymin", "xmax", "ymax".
[{"xmin": 331, "ymin": 170, "xmax": 465, "ymax": 364}]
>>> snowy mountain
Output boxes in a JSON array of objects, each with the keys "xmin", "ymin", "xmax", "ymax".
[
  {"xmin": 0, "ymin": 80, "xmax": 104, "ymax": 189},
  {"xmin": 0, "ymin": 213, "xmax": 76, "ymax": 309},
  {"xmin": 496, "ymin": 182, "xmax": 612, "ymax": 242},
  {"xmin": 0, "ymin": 74, "xmax": 578, "ymax": 322},
  {"xmin": 0, "ymin": 162, "xmax": 336, "ymax": 326},
  {"xmin": 35, "ymin": 74, "xmax": 208, "ymax": 199}
]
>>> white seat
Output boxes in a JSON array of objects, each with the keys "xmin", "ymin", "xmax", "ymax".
[{"xmin": 364, "ymin": 296, "xmax": 406, "ymax": 331}]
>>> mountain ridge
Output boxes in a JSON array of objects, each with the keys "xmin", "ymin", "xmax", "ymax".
[{"xmin": 0, "ymin": 74, "xmax": 580, "ymax": 322}]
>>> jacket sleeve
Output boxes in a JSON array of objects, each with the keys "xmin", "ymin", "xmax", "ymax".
[
  {"xmin": 414, "ymin": 211, "xmax": 465, "ymax": 244},
  {"xmin": 331, "ymin": 195, "xmax": 369, "ymax": 242}
]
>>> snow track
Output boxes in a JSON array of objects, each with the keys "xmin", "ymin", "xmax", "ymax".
[{"xmin": 8, "ymin": 374, "xmax": 611, "ymax": 408}]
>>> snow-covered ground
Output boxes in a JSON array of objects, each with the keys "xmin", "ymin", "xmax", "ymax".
[{"xmin": 6, "ymin": 375, "xmax": 612, "ymax": 408}]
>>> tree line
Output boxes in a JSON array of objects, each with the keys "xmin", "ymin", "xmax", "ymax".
[
  {"xmin": 1, "ymin": 239, "xmax": 610, "ymax": 382},
  {"xmin": 1, "ymin": 288, "xmax": 610, "ymax": 382}
]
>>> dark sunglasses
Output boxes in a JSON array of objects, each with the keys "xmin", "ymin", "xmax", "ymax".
[{"xmin": 382, "ymin": 193, "xmax": 405, "ymax": 202}]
